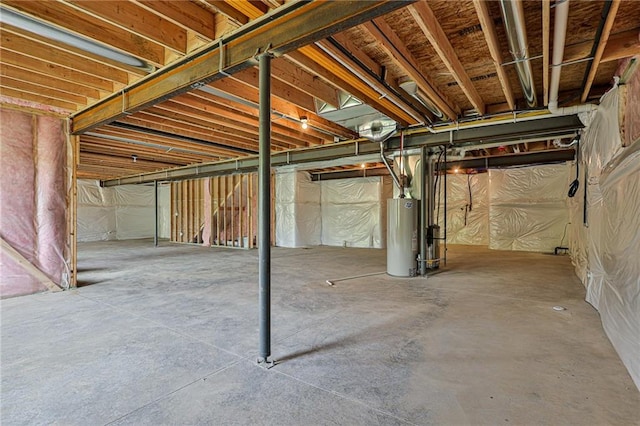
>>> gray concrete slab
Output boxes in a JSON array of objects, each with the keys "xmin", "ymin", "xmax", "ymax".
[{"xmin": 1, "ymin": 240, "xmax": 638, "ymax": 425}]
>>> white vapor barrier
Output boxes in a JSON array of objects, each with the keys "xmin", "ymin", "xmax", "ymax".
[
  {"xmin": 488, "ymin": 164, "xmax": 571, "ymax": 252},
  {"xmin": 568, "ymin": 85, "xmax": 640, "ymax": 390},
  {"xmin": 275, "ymin": 171, "xmax": 321, "ymax": 247},
  {"xmin": 321, "ymin": 177, "xmax": 384, "ymax": 248},
  {"xmin": 275, "ymin": 173, "xmax": 387, "ymax": 248},
  {"xmin": 77, "ymin": 180, "xmax": 170, "ymax": 242},
  {"xmin": 436, "ymin": 173, "xmax": 489, "ymax": 245}
]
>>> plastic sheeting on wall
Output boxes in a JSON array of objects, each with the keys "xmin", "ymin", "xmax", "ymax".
[
  {"xmin": 77, "ymin": 180, "xmax": 170, "ymax": 242},
  {"xmin": 489, "ymin": 164, "xmax": 571, "ymax": 252},
  {"xmin": 321, "ymin": 177, "xmax": 385, "ymax": 248},
  {"xmin": 568, "ymin": 84, "xmax": 640, "ymax": 391},
  {"xmin": 436, "ymin": 173, "xmax": 489, "ymax": 245},
  {"xmin": 275, "ymin": 172, "xmax": 388, "ymax": 248},
  {"xmin": 275, "ymin": 171, "xmax": 321, "ymax": 247}
]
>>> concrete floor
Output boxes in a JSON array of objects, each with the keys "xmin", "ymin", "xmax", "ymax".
[{"xmin": 1, "ymin": 240, "xmax": 639, "ymax": 425}]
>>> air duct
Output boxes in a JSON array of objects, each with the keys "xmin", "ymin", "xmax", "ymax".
[
  {"xmin": 548, "ymin": 0, "xmax": 597, "ymax": 115},
  {"xmin": 499, "ymin": 0, "xmax": 537, "ymax": 107},
  {"xmin": 399, "ymin": 80, "xmax": 445, "ymax": 120},
  {"xmin": 358, "ymin": 120, "xmax": 405, "ymax": 195}
]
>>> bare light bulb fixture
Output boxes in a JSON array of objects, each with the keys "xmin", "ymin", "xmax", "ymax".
[
  {"xmin": 132, "ymin": 155, "xmax": 138, "ymax": 163},
  {"xmin": 300, "ymin": 116, "xmax": 308, "ymax": 130}
]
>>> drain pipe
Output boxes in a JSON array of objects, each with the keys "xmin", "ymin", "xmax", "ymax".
[
  {"xmin": 499, "ymin": 0, "xmax": 537, "ymax": 107},
  {"xmin": 549, "ymin": 0, "xmax": 598, "ymax": 115}
]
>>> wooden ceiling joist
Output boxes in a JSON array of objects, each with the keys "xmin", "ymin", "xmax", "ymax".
[
  {"xmin": 172, "ymin": 92, "xmax": 324, "ymax": 145},
  {"xmin": 361, "ymin": 19, "xmax": 458, "ymax": 121},
  {"xmin": 0, "ymin": 63, "xmax": 100, "ymax": 100},
  {"xmin": 472, "ymin": 0, "xmax": 516, "ymax": 110},
  {"xmin": 581, "ymin": 0, "xmax": 622, "ymax": 102},
  {"xmin": 2, "ymin": 1, "xmax": 166, "ymax": 67},
  {"xmin": 63, "ymin": 0, "xmax": 188, "ymax": 55},
  {"xmin": 542, "ymin": 0, "xmax": 550, "ymax": 106},
  {"xmin": 288, "ymin": 46, "xmax": 418, "ymax": 126},
  {"xmin": 206, "ymin": 78, "xmax": 356, "ymax": 140},
  {"xmin": 563, "ymin": 29, "xmax": 640, "ymax": 66},
  {"xmin": 271, "ymin": 58, "xmax": 340, "ymax": 109},
  {"xmin": 187, "ymin": 89, "xmax": 332, "ymax": 143},
  {"xmin": 407, "ymin": 1, "xmax": 485, "ymax": 115},
  {"xmin": 70, "ymin": 0, "xmax": 411, "ymax": 134},
  {"xmin": 0, "ymin": 48, "xmax": 115, "ymax": 93},
  {"xmin": 0, "ymin": 29, "xmax": 131, "ymax": 85},
  {"xmin": 133, "ymin": 0, "xmax": 216, "ymax": 41},
  {"xmin": 197, "ymin": 0, "xmax": 249, "ymax": 26}
]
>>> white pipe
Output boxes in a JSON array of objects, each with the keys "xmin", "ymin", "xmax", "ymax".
[{"xmin": 548, "ymin": 0, "xmax": 597, "ymax": 115}]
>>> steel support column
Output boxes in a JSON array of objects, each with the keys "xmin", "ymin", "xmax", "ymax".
[
  {"xmin": 154, "ymin": 180, "xmax": 158, "ymax": 247},
  {"xmin": 419, "ymin": 146, "xmax": 427, "ymax": 276},
  {"xmin": 258, "ymin": 53, "xmax": 272, "ymax": 364}
]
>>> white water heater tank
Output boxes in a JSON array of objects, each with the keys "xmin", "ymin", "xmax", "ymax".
[{"xmin": 387, "ymin": 198, "xmax": 418, "ymax": 277}]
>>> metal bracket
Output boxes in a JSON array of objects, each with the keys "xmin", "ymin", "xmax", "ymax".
[
  {"xmin": 218, "ymin": 39, "xmax": 231, "ymax": 77},
  {"xmin": 257, "ymin": 357, "xmax": 276, "ymax": 369}
]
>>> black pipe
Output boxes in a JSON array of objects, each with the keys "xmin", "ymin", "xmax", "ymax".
[
  {"xmin": 579, "ymin": 0, "xmax": 614, "ymax": 99},
  {"xmin": 258, "ymin": 53, "xmax": 272, "ymax": 364}
]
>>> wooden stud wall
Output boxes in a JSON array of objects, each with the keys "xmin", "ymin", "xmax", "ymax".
[
  {"xmin": 171, "ymin": 179, "xmax": 205, "ymax": 244},
  {"xmin": 170, "ymin": 172, "xmax": 272, "ymax": 249}
]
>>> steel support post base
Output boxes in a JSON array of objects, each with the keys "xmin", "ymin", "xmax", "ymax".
[{"xmin": 257, "ymin": 357, "xmax": 276, "ymax": 369}]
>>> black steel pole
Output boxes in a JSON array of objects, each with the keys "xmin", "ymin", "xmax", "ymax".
[
  {"xmin": 154, "ymin": 180, "xmax": 158, "ymax": 247},
  {"xmin": 258, "ymin": 53, "xmax": 272, "ymax": 363},
  {"xmin": 419, "ymin": 146, "xmax": 426, "ymax": 276}
]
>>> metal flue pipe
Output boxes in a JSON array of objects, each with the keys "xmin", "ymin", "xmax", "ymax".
[{"xmin": 499, "ymin": 0, "xmax": 537, "ymax": 107}]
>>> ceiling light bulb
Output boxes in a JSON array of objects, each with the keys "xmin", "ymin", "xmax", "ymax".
[
  {"xmin": 361, "ymin": 163, "xmax": 366, "ymax": 169},
  {"xmin": 453, "ymin": 167, "xmax": 459, "ymax": 173},
  {"xmin": 300, "ymin": 117, "xmax": 308, "ymax": 129}
]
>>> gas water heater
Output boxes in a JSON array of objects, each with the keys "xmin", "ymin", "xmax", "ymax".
[{"xmin": 387, "ymin": 198, "xmax": 418, "ymax": 277}]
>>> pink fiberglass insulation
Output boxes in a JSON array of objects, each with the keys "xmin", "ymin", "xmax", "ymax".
[
  {"xmin": 0, "ymin": 109, "xmax": 43, "ymax": 297},
  {"xmin": 35, "ymin": 116, "xmax": 67, "ymax": 285},
  {"xmin": 0, "ymin": 108, "xmax": 67, "ymax": 297}
]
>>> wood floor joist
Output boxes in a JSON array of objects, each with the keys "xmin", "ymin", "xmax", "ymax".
[{"xmin": 70, "ymin": 0, "xmax": 413, "ymax": 134}]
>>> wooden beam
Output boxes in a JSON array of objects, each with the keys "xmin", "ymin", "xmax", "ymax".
[
  {"xmin": 2, "ymin": 1, "xmax": 166, "ymax": 67},
  {"xmin": 70, "ymin": 1, "xmax": 411, "ymax": 134},
  {"xmin": 1, "ymin": 237, "xmax": 61, "ymax": 292},
  {"xmin": 231, "ymin": 67, "xmax": 316, "ymax": 112},
  {"xmin": 271, "ymin": 57, "xmax": 340, "ymax": 108},
  {"xmin": 361, "ymin": 20, "xmax": 458, "ymax": 120},
  {"xmin": 289, "ymin": 46, "xmax": 418, "ymax": 126},
  {"xmin": 198, "ymin": 0, "xmax": 249, "ymax": 26},
  {"xmin": 542, "ymin": 0, "xmax": 550, "ymax": 105},
  {"xmin": 0, "ymin": 76, "xmax": 87, "ymax": 105},
  {"xmin": 0, "ymin": 86, "xmax": 77, "ymax": 111},
  {"xmin": 1, "ymin": 63, "xmax": 101, "ymax": 100},
  {"xmin": 313, "ymin": 39, "xmax": 424, "ymax": 125},
  {"xmin": 189, "ymin": 88, "xmax": 334, "ymax": 142},
  {"xmin": 0, "ymin": 29, "xmax": 131, "ymax": 84},
  {"xmin": 225, "ymin": 0, "xmax": 268, "ymax": 20},
  {"xmin": 581, "ymin": 0, "xmax": 621, "ymax": 103},
  {"xmin": 473, "ymin": 0, "xmax": 516, "ymax": 110},
  {"xmin": 564, "ymin": 29, "xmax": 640, "ymax": 65},
  {"xmin": 407, "ymin": 1, "xmax": 485, "ymax": 115},
  {"xmin": 64, "ymin": 0, "xmax": 187, "ymax": 54},
  {"xmin": 133, "ymin": 0, "xmax": 216, "ymax": 41},
  {"xmin": 206, "ymin": 78, "xmax": 356, "ymax": 140},
  {"xmin": 0, "ymin": 48, "xmax": 115, "ymax": 92}
]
